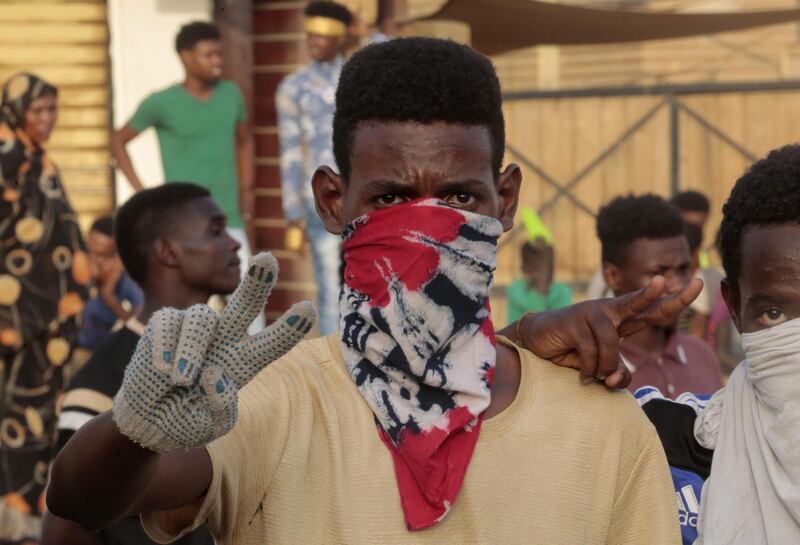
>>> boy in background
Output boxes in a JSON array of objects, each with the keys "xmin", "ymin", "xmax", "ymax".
[
  {"xmin": 507, "ymin": 238, "xmax": 572, "ymax": 324},
  {"xmin": 78, "ymin": 216, "xmax": 143, "ymax": 350}
]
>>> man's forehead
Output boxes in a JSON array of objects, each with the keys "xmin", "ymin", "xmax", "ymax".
[
  {"xmin": 630, "ymin": 236, "xmax": 688, "ymax": 256},
  {"xmin": 175, "ymin": 197, "xmax": 224, "ymax": 223},
  {"xmin": 192, "ymin": 40, "xmax": 221, "ymax": 52},
  {"xmin": 349, "ymin": 122, "xmax": 493, "ymax": 177},
  {"xmin": 740, "ymin": 224, "xmax": 800, "ymax": 281},
  {"xmin": 351, "ymin": 122, "xmax": 491, "ymax": 153}
]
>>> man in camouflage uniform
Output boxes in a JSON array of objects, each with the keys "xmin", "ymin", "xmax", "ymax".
[{"xmin": 276, "ymin": 1, "xmax": 352, "ymax": 335}]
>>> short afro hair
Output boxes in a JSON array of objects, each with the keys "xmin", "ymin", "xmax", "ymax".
[
  {"xmin": 684, "ymin": 221, "xmax": 703, "ymax": 254},
  {"xmin": 597, "ymin": 194, "xmax": 686, "ymax": 266},
  {"xmin": 332, "ymin": 37, "xmax": 504, "ymax": 179},
  {"xmin": 720, "ymin": 144, "xmax": 800, "ymax": 284},
  {"xmin": 305, "ymin": 1, "xmax": 352, "ymax": 25},
  {"xmin": 90, "ymin": 215, "xmax": 114, "ymax": 238},
  {"xmin": 175, "ymin": 21, "xmax": 220, "ymax": 52},
  {"xmin": 671, "ymin": 190, "xmax": 710, "ymax": 214},
  {"xmin": 115, "ymin": 182, "xmax": 210, "ymax": 285}
]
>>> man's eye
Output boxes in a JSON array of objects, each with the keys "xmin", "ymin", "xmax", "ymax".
[
  {"xmin": 448, "ymin": 193, "xmax": 475, "ymax": 206},
  {"xmin": 378, "ymin": 194, "xmax": 398, "ymax": 205},
  {"xmin": 757, "ymin": 308, "xmax": 789, "ymax": 328}
]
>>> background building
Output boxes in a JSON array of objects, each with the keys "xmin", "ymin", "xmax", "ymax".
[{"xmin": 3, "ymin": 0, "xmax": 800, "ymax": 324}]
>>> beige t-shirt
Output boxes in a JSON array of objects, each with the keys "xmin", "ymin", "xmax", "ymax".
[{"xmin": 144, "ymin": 335, "xmax": 680, "ymax": 545}]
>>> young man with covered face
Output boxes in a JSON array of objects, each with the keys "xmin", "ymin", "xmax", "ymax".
[
  {"xmin": 637, "ymin": 144, "xmax": 800, "ymax": 545},
  {"xmin": 48, "ymin": 39, "xmax": 693, "ymax": 544}
]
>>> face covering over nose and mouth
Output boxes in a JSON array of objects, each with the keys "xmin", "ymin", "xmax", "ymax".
[
  {"xmin": 694, "ymin": 317, "xmax": 800, "ymax": 545},
  {"xmin": 339, "ymin": 199, "xmax": 502, "ymax": 530}
]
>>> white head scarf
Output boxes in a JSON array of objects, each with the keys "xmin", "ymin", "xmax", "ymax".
[{"xmin": 695, "ymin": 317, "xmax": 800, "ymax": 544}]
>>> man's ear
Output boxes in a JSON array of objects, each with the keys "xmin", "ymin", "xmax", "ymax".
[
  {"xmin": 312, "ymin": 166, "xmax": 346, "ymax": 235},
  {"xmin": 601, "ymin": 261, "xmax": 622, "ymax": 295},
  {"xmin": 721, "ymin": 278, "xmax": 742, "ymax": 333},
  {"xmin": 152, "ymin": 238, "xmax": 180, "ymax": 270},
  {"xmin": 496, "ymin": 163, "xmax": 522, "ymax": 231},
  {"xmin": 178, "ymin": 50, "xmax": 192, "ymax": 68}
]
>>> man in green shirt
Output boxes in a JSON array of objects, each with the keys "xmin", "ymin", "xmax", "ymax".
[{"xmin": 111, "ymin": 21, "xmax": 259, "ymax": 329}]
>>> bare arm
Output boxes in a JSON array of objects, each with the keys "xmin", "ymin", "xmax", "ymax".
[
  {"xmin": 500, "ymin": 276, "xmax": 703, "ymax": 389},
  {"xmin": 48, "ymin": 255, "xmax": 313, "ymax": 533},
  {"xmin": 47, "ymin": 412, "xmax": 211, "ymax": 531},
  {"xmin": 98, "ymin": 261, "xmax": 138, "ymax": 322},
  {"xmin": 111, "ymin": 122, "xmax": 144, "ymax": 192},
  {"xmin": 41, "ymin": 512, "xmax": 104, "ymax": 545}
]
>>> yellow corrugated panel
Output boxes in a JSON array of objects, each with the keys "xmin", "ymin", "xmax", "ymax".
[
  {"xmin": 48, "ymin": 150, "xmax": 110, "ymax": 170},
  {"xmin": 0, "ymin": 3, "xmax": 106, "ymax": 23},
  {"xmin": 58, "ymin": 170, "xmax": 112, "ymax": 188},
  {"xmin": 57, "ymin": 87, "xmax": 109, "ymax": 107},
  {"xmin": 0, "ymin": 66, "xmax": 107, "ymax": 86},
  {"xmin": 48, "ymin": 128, "xmax": 109, "ymax": 149},
  {"xmin": 57, "ymin": 107, "xmax": 108, "ymax": 128},
  {"xmin": 0, "ymin": 23, "xmax": 107, "ymax": 43},
  {"xmin": 0, "ymin": 0, "xmax": 113, "ymax": 224},
  {"xmin": 0, "ymin": 45, "xmax": 108, "ymax": 65}
]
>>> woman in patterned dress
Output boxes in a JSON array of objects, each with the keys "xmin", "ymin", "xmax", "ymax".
[{"xmin": 0, "ymin": 73, "xmax": 89, "ymax": 544}]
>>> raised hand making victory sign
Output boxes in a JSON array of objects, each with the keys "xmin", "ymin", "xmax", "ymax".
[{"xmin": 113, "ymin": 253, "xmax": 316, "ymax": 452}]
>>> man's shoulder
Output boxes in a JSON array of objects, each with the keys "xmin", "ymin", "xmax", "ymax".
[
  {"xmin": 214, "ymin": 80, "xmax": 243, "ymax": 98},
  {"xmin": 248, "ymin": 334, "xmax": 347, "ymax": 392},
  {"xmin": 143, "ymin": 84, "xmax": 182, "ymax": 103},
  {"xmin": 519, "ymin": 346, "xmax": 654, "ymax": 435},
  {"xmin": 277, "ymin": 65, "xmax": 316, "ymax": 93}
]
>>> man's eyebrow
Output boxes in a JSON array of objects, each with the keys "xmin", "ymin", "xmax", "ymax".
[
  {"xmin": 362, "ymin": 180, "xmax": 415, "ymax": 194},
  {"xmin": 435, "ymin": 179, "xmax": 490, "ymax": 194}
]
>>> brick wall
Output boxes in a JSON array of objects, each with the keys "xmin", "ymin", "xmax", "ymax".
[{"xmin": 250, "ymin": 0, "xmax": 316, "ymax": 321}]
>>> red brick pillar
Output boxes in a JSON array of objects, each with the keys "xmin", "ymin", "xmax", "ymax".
[{"xmin": 250, "ymin": 0, "xmax": 316, "ymax": 321}]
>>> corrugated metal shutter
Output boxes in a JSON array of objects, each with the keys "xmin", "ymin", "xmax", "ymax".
[{"xmin": 0, "ymin": 0, "xmax": 112, "ymax": 230}]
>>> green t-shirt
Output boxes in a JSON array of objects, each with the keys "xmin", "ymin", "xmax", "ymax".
[
  {"xmin": 130, "ymin": 80, "xmax": 246, "ymax": 228},
  {"xmin": 506, "ymin": 279, "xmax": 574, "ymax": 324}
]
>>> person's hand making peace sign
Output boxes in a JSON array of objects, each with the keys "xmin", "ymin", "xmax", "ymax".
[{"xmin": 113, "ymin": 253, "xmax": 316, "ymax": 452}]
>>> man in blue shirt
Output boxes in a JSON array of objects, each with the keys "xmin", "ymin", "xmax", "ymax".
[
  {"xmin": 276, "ymin": 2, "xmax": 352, "ymax": 335},
  {"xmin": 78, "ymin": 216, "xmax": 143, "ymax": 350}
]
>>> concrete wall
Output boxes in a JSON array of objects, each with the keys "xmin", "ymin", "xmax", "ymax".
[{"xmin": 108, "ymin": 0, "xmax": 212, "ymax": 206}]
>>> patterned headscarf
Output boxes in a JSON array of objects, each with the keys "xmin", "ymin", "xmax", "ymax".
[{"xmin": 1, "ymin": 72, "xmax": 58, "ymax": 130}]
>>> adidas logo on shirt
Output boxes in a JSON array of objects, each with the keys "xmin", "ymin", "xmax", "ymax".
[{"xmin": 676, "ymin": 484, "xmax": 700, "ymax": 528}]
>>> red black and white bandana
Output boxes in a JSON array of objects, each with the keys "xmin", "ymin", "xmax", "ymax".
[{"xmin": 339, "ymin": 199, "xmax": 501, "ymax": 530}]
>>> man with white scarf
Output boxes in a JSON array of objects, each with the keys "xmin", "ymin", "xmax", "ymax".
[{"xmin": 636, "ymin": 143, "xmax": 800, "ymax": 545}]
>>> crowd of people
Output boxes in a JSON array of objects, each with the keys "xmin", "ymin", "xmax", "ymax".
[{"xmin": 0, "ymin": 1, "xmax": 798, "ymax": 544}]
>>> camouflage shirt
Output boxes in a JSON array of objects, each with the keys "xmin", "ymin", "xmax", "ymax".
[{"xmin": 275, "ymin": 57, "xmax": 344, "ymax": 223}]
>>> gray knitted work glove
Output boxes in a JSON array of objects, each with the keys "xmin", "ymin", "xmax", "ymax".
[{"xmin": 113, "ymin": 253, "xmax": 316, "ymax": 452}]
